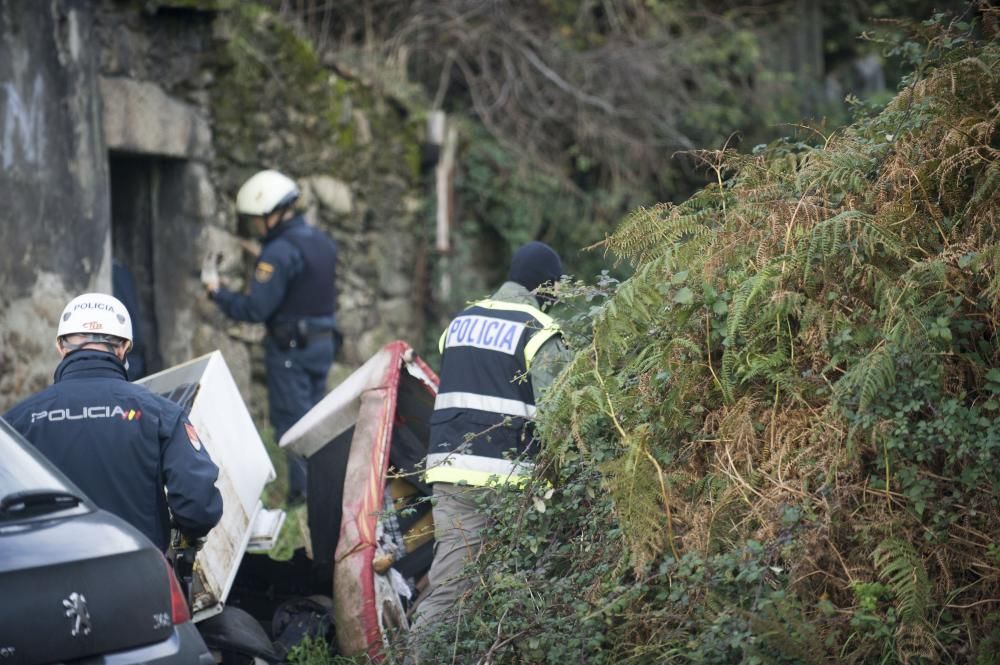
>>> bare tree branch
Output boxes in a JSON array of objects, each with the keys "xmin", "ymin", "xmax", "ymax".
[{"xmin": 268, "ymin": 0, "xmax": 786, "ymax": 190}]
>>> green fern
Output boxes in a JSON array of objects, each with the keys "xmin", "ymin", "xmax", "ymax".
[
  {"xmin": 726, "ymin": 262, "xmax": 783, "ymax": 341},
  {"xmin": 838, "ymin": 345, "xmax": 896, "ymax": 412},
  {"xmin": 609, "ymin": 202, "xmax": 716, "ymax": 266},
  {"xmin": 794, "ymin": 209, "xmax": 856, "ymax": 283},
  {"xmin": 872, "ymin": 537, "xmax": 931, "ymax": 625},
  {"xmin": 520, "ymin": 18, "xmax": 1000, "ymax": 665}
]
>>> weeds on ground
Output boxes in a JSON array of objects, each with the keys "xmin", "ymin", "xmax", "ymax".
[{"xmin": 286, "ymin": 635, "xmax": 366, "ymax": 665}]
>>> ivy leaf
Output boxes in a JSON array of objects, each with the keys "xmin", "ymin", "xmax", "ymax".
[
  {"xmin": 673, "ymin": 287, "xmax": 694, "ymax": 305},
  {"xmin": 712, "ymin": 299, "xmax": 728, "ymax": 315},
  {"xmin": 958, "ymin": 252, "xmax": 976, "ymax": 269}
]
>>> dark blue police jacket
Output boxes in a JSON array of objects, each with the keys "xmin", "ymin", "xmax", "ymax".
[
  {"xmin": 213, "ymin": 216, "xmax": 337, "ymax": 332},
  {"xmin": 3, "ymin": 350, "xmax": 223, "ymax": 550}
]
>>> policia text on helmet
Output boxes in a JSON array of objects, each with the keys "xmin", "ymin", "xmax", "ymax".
[{"xmin": 55, "ymin": 293, "xmax": 134, "ymax": 364}]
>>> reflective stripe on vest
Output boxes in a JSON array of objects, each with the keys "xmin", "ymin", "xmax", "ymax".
[
  {"xmin": 424, "ymin": 452, "xmax": 533, "ymax": 487},
  {"xmin": 433, "ymin": 392, "xmax": 537, "ymax": 418},
  {"xmin": 437, "ymin": 299, "xmax": 560, "ymax": 370}
]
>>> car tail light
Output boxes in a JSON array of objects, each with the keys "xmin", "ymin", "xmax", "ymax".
[{"xmin": 163, "ymin": 555, "xmax": 191, "ymax": 624}]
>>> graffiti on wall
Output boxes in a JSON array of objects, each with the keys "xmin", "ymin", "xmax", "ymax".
[{"xmin": 2, "ymin": 74, "xmax": 45, "ymax": 169}]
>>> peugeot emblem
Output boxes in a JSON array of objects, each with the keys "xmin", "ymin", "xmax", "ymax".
[{"xmin": 62, "ymin": 592, "xmax": 92, "ymax": 637}]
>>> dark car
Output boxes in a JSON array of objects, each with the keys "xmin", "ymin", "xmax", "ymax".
[{"xmin": 0, "ymin": 417, "xmax": 215, "ymax": 665}]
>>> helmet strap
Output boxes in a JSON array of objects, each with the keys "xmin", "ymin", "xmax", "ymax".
[
  {"xmin": 58, "ymin": 338, "xmax": 87, "ymax": 354},
  {"xmin": 59, "ymin": 335, "xmax": 131, "ymax": 360},
  {"xmin": 260, "ymin": 208, "xmax": 292, "ymax": 240}
]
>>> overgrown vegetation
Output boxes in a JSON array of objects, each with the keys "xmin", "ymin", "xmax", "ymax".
[
  {"xmin": 211, "ymin": 3, "xmax": 422, "ymax": 192},
  {"xmin": 266, "ymin": 0, "xmax": 972, "ymax": 338},
  {"xmin": 399, "ymin": 10, "xmax": 1000, "ymax": 664},
  {"xmin": 285, "ymin": 635, "xmax": 362, "ymax": 665}
]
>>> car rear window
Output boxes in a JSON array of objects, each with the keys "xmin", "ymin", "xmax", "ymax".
[{"xmin": 0, "ymin": 420, "xmax": 72, "ymax": 496}]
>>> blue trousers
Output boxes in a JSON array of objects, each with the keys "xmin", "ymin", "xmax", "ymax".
[{"xmin": 265, "ymin": 336, "xmax": 334, "ymax": 498}]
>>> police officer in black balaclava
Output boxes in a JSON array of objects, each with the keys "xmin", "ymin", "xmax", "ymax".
[{"xmin": 409, "ymin": 241, "xmax": 571, "ymax": 658}]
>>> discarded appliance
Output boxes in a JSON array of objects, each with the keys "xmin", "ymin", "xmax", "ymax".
[
  {"xmin": 281, "ymin": 340, "xmax": 439, "ymax": 660},
  {"xmin": 139, "ymin": 351, "xmax": 285, "ymax": 622}
]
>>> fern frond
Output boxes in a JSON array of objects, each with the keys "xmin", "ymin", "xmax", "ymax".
[
  {"xmin": 837, "ymin": 345, "xmax": 896, "ymax": 412},
  {"xmin": 727, "ymin": 262, "xmax": 783, "ymax": 341},
  {"xmin": 895, "ymin": 621, "xmax": 938, "ymax": 665},
  {"xmin": 738, "ymin": 349, "xmax": 791, "ymax": 386},
  {"xmin": 872, "ymin": 537, "xmax": 931, "ymax": 624},
  {"xmin": 607, "ymin": 203, "xmax": 716, "ymax": 266},
  {"xmin": 601, "ymin": 446, "xmax": 667, "ymax": 573}
]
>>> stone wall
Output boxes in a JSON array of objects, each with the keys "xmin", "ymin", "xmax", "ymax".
[
  {"xmin": 206, "ymin": 4, "xmax": 429, "ymax": 372},
  {"xmin": 0, "ymin": 1, "xmax": 433, "ymax": 426}
]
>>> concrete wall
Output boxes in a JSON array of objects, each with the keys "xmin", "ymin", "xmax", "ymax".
[
  {"xmin": 0, "ymin": 1, "xmax": 110, "ymax": 407},
  {"xmin": 0, "ymin": 1, "xmax": 252, "ymax": 413}
]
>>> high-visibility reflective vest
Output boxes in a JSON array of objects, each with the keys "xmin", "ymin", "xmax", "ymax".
[{"xmin": 425, "ymin": 299, "xmax": 560, "ymax": 486}]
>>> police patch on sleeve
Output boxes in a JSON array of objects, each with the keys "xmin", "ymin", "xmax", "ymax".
[
  {"xmin": 255, "ymin": 261, "xmax": 275, "ymax": 283},
  {"xmin": 184, "ymin": 422, "xmax": 203, "ymax": 451}
]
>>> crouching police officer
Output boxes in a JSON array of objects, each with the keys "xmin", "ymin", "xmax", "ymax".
[
  {"xmin": 3, "ymin": 293, "xmax": 223, "ymax": 551},
  {"xmin": 202, "ymin": 169, "xmax": 338, "ymax": 505}
]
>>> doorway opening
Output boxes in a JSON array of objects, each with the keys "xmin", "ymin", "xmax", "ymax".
[{"xmin": 109, "ymin": 151, "xmax": 186, "ymax": 379}]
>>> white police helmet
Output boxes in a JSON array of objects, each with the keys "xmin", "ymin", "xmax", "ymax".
[
  {"xmin": 57, "ymin": 293, "xmax": 133, "ymax": 347},
  {"xmin": 235, "ymin": 169, "xmax": 300, "ymax": 217}
]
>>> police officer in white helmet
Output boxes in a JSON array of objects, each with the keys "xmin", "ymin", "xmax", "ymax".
[
  {"xmin": 3, "ymin": 293, "xmax": 224, "ymax": 551},
  {"xmin": 202, "ymin": 170, "xmax": 339, "ymax": 505}
]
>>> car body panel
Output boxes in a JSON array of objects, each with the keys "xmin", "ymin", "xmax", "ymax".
[
  {"xmin": 0, "ymin": 509, "xmax": 146, "ymax": 573},
  {"xmin": 0, "ymin": 418, "xmax": 214, "ymax": 665},
  {"xmin": 61, "ymin": 622, "xmax": 214, "ymax": 665},
  {"xmin": 0, "ymin": 537, "xmax": 172, "ymax": 661}
]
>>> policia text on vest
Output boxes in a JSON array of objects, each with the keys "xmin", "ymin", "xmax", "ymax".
[{"xmin": 426, "ymin": 299, "xmax": 560, "ymax": 487}]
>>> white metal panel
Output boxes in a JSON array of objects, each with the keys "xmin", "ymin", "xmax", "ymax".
[
  {"xmin": 138, "ymin": 351, "xmax": 278, "ymax": 621},
  {"xmin": 280, "ymin": 347, "xmax": 394, "ymax": 458},
  {"xmin": 192, "ymin": 353, "xmax": 275, "ymax": 509}
]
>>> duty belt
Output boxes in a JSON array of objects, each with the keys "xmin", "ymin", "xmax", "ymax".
[{"xmin": 267, "ymin": 321, "xmax": 333, "ymax": 350}]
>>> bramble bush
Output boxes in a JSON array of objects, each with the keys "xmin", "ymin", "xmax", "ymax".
[{"xmin": 396, "ymin": 9, "xmax": 1000, "ymax": 665}]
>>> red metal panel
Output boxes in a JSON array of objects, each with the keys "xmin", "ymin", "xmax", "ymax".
[{"xmin": 333, "ymin": 341, "xmax": 438, "ymax": 660}]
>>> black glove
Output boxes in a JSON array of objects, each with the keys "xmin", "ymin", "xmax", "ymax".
[{"xmin": 171, "ymin": 530, "xmax": 206, "ymax": 553}]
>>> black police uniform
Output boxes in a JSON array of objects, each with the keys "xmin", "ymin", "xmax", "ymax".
[
  {"xmin": 3, "ymin": 350, "xmax": 223, "ymax": 551},
  {"xmin": 211, "ymin": 215, "xmax": 338, "ymax": 499},
  {"xmin": 425, "ymin": 298, "xmax": 561, "ymax": 486}
]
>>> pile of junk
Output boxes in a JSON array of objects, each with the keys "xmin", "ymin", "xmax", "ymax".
[{"xmin": 141, "ymin": 341, "xmax": 438, "ymax": 663}]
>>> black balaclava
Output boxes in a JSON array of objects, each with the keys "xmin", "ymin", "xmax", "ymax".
[{"xmin": 508, "ymin": 241, "xmax": 562, "ymax": 298}]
